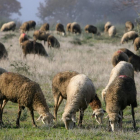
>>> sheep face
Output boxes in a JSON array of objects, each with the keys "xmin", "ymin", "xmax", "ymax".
[
  {"xmin": 92, "ymin": 109, "xmax": 105, "ymax": 125},
  {"xmin": 62, "ymin": 113, "xmax": 76, "ymax": 129},
  {"xmin": 37, "ymin": 113, "xmax": 54, "ymax": 125},
  {"xmin": 108, "ymin": 113, "xmax": 122, "ymax": 132}
]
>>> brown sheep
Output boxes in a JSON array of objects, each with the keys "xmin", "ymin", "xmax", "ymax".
[
  {"xmin": 1, "ymin": 21, "xmax": 16, "ymax": 32},
  {"xmin": 56, "ymin": 23, "xmax": 66, "ymax": 36},
  {"xmin": 0, "ymin": 72, "xmax": 54, "ymax": 127},
  {"xmin": 84, "ymin": 25, "xmax": 97, "ymax": 35},
  {"xmin": 19, "ymin": 33, "xmax": 29, "ymax": 47},
  {"xmin": 71, "ymin": 22, "xmax": 81, "ymax": 34},
  {"xmin": 125, "ymin": 21, "xmax": 134, "ymax": 32},
  {"xmin": 47, "ymin": 35, "xmax": 60, "ymax": 48},
  {"xmin": 121, "ymin": 31, "xmax": 138, "ymax": 44},
  {"xmin": 108, "ymin": 26, "xmax": 116, "ymax": 37},
  {"xmin": 52, "ymin": 71, "xmax": 105, "ymax": 127},
  {"xmin": 27, "ymin": 20, "xmax": 36, "ymax": 30},
  {"xmin": 66, "ymin": 23, "xmax": 71, "ymax": 33},
  {"xmin": 111, "ymin": 50, "xmax": 128, "ymax": 67},
  {"xmin": 21, "ymin": 40, "xmax": 48, "ymax": 58},
  {"xmin": 104, "ymin": 22, "xmax": 112, "ymax": 33},
  {"xmin": 134, "ymin": 37, "xmax": 140, "ymax": 51},
  {"xmin": 19, "ymin": 22, "xmax": 29, "ymax": 33},
  {"xmin": 105, "ymin": 75, "xmax": 137, "ymax": 131},
  {"xmin": 33, "ymin": 30, "xmax": 50, "ymax": 45},
  {"xmin": 0, "ymin": 42, "xmax": 8, "ymax": 59},
  {"xmin": 119, "ymin": 48, "xmax": 140, "ymax": 72},
  {"xmin": 39, "ymin": 23, "xmax": 49, "ymax": 32}
]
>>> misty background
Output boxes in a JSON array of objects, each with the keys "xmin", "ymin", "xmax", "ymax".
[{"xmin": 1, "ymin": 0, "xmax": 140, "ymax": 26}]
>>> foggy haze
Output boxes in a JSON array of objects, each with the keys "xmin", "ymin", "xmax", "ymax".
[{"xmin": 12, "ymin": 0, "xmax": 44, "ymax": 23}]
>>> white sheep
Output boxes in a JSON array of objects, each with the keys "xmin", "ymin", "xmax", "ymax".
[
  {"xmin": 101, "ymin": 61, "xmax": 134, "ymax": 101},
  {"xmin": 108, "ymin": 26, "xmax": 116, "ymax": 37},
  {"xmin": 1, "ymin": 21, "xmax": 16, "ymax": 31},
  {"xmin": 62, "ymin": 74, "xmax": 96, "ymax": 129}
]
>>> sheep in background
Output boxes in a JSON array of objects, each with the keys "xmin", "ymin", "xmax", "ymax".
[
  {"xmin": 1, "ymin": 21, "xmax": 16, "ymax": 32},
  {"xmin": 101, "ymin": 61, "xmax": 134, "ymax": 102},
  {"xmin": 119, "ymin": 48, "xmax": 140, "ymax": 71},
  {"xmin": 134, "ymin": 37, "xmax": 140, "ymax": 51},
  {"xmin": 62, "ymin": 74, "xmax": 96, "ymax": 129},
  {"xmin": 71, "ymin": 22, "xmax": 81, "ymax": 34},
  {"xmin": 121, "ymin": 31, "xmax": 138, "ymax": 44},
  {"xmin": 19, "ymin": 22, "xmax": 29, "ymax": 33},
  {"xmin": 108, "ymin": 26, "xmax": 116, "ymax": 37},
  {"xmin": 66, "ymin": 23, "xmax": 71, "ymax": 33},
  {"xmin": 105, "ymin": 75, "xmax": 137, "ymax": 131},
  {"xmin": 21, "ymin": 40, "xmax": 48, "ymax": 58},
  {"xmin": 84, "ymin": 25, "xmax": 97, "ymax": 35},
  {"xmin": 56, "ymin": 23, "xmax": 66, "ymax": 36},
  {"xmin": 39, "ymin": 23, "xmax": 49, "ymax": 32},
  {"xmin": 27, "ymin": 20, "xmax": 36, "ymax": 30},
  {"xmin": 125, "ymin": 21, "xmax": 134, "ymax": 32},
  {"xmin": 0, "ymin": 72, "xmax": 54, "ymax": 127},
  {"xmin": 33, "ymin": 30, "xmax": 50, "ymax": 45},
  {"xmin": 19, "ymin": 33, "xmax": 29, "ymax": 47},
  {"xmin": 112, "ymin": 50, "xmax": 128, "ymax": 67},
  {"xmin": 47, "ymin": 35, "xmax": 60, "ymax": 48},
  {"xmin": 0, "ymin": 42, "xmax": 8, "ymax": 60},
  {"xmin": 104, "ymin": 22, "xmax": 112, "ymax": 33}
]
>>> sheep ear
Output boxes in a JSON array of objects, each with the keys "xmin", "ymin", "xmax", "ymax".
[{"xmin": 36, "ymin": 115, "xmax": 43, "ymax": 121}]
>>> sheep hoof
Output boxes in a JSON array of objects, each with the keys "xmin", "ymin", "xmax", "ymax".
[
  {"xmin": 16, "ymin": 124, "xmax": 20, "ymax": 128},
  {"xmin": 33, "ymin": 124, "xmax": 37, "ymax": 128}
]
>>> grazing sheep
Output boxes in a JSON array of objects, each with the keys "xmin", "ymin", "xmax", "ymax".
[
  {"xmin": 125, "ymin": 21, "xmax": 134, "ymax": 32},
  {"xmin": 1, "ymin": 21, "xmax": 16, "ymax": 31},
  {"xmin": 105, "ymin": 75, "xmax": 137, "ymax": 131},
  {"xmin": 104, "ymin": 22, "xmax": 112, "ymax": 32},
  {"xmin": 108, "ymin": 26, "xmax": 116, "ymax": 37},
  {"xmin": 33, "ymin": 30, "xmax": 50, "ymax": 45},
  {"xmin": 0, "ymin": 72, "xmax": 54, "ymax": 127},
  {"xmin": 21, "ymin": 40, "xmax": 48, "ymax": 58},
  {"xmin": 27, "ymin": 20, "xmax": 36, "ymax": 30},
  {"xmin": 84, "ymin": 25, "xmax": 97, "ymax": 35},
  {"xmin": 134, "ymin": 37, "xmax": 140, "ymax": 51},
  {"xmin": 62, "ymin": 74, "xmax": 96, "ymax": 129},
  {"xmin": 101, "ymin": 61, "xmax": 134, "ymax": 101},
  {"xmin": 0, "ymin": 42, "xmax": 8, "ymax": 59},
  {"xmin": 71, "ymin": 22, "xmax": 81, "ymax": 34},
  {"xmin": 19, "ymin": 33, "xmax": 29, "ymax": 47},
  {"xmin": 56, "ymin": 23, "xmax": 66, "ymax": 36},
  {"xmin": 89, "ymin": 94, "xmax": 105, "ymax": 125},
  {"xmin": 47, "ymin": 35, "xmax": 60, "ymax": 48},
  {"xmin": 121, "ymin": 31, "xmax": 138, "ymax": 44},
  {"xmin": 66, "ymin": 23, "xmax": 71, "ymax": 33},
  {"xmin": 19, "ymin": 22, "xmax": 29, "ymax": 33},
  {"xmin": 52, "ymin": 71, "xmax": 79, "ymax": 121},
  {"xmin": 112, "ymin": 50, "xmax": 128, "ymax": 67},
  {"xmin": 119, "ymin": 48, "xmax": 140, "ymax": 71},
  {"xmin": 39, "ymin": 23, "xmax": 49, "ymax": 32}
]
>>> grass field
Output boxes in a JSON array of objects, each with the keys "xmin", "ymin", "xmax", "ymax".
[{"xmin": 0, "ymin": 29, "xmax": 140, "ymax": 140}]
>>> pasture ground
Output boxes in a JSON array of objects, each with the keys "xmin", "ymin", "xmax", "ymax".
[{"xmin": 0, "ymin": 29, "xmax": 140, "ymax": 140}]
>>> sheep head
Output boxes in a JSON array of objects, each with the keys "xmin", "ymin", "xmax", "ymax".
[
  {"xmin": 36, "ymin": 112, "xmax": 55, "ymax": 125},
  {"xmin": 92, "ymin": 108, "xmax": 106, "ymax": 125},
  {"xmin": 62, "ymin": 113, "xmax": 76, "ymax": 130},
  {"xmin": 106, "ymin": 113, "xmax": 122, "ymax": 132}
]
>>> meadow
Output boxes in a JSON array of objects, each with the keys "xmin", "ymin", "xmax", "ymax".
[{"xmin": 0, "ymin": 27, "xmax": 140, "ymax": 140}]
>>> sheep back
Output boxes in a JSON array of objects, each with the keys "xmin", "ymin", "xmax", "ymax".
[
  {"xmin": 134, "ymin": 37, "xmax": 140, "ymax": 51},
  {"xmin": 125, "ymin": 21, "xmax": 134, "ymax": 32},
  {"xmin": 108, "ymin": 26, "xmax": 116, "ymax": 37},
  {"xmin": 0, "ymin": 42, "xmax": 8, "ymax": 59},
  {"xmin": 104, "ymin": 22, "xmax": 112, "ymax": 32},
  {"xmin": 39, "ymin": 23, "xmax": 49, "ymax": 32},
  {"xmin": 47, "ymin": 35, "xmax": 60, "ymax": 48},
  {"xmin": 1, "ymin": 21, "xmax": 16, "ymax": 31},
  {"xmin": 56, "ymin": 23, "xmax": 65, "ymax": 34},
  {"xmin": 71, "ymin": 22, "xmax": 81, "ymax": 34},
  {"xmin": 66, "ymin": 23, "xmax": 71, "ymax": 32},
  {"xmin": 85, "ymin": 25, "xmax": 97, "ymax": 34}
]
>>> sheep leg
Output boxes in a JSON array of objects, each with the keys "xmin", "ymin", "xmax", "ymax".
[
  {"xmin": 0, "ymin": 100, "xmax": 4, "ymax": 125},
  {"xmin": 54, "ymin": 94, "xmax": 63, "ymax": 121},
  {"xmin": 29, "ymin": 109, "xmax": 37, "ymax": 127},
  {"xmin": 131, "ymin": 105, "xmax": 136, "ymax": 129},
  {"xmin": 16, "ymin": 105, "xmax": 24, "ymax": 127},
  {"xmin": 78, "ymin": 109, "xmax": 84, "ymax": 127}
]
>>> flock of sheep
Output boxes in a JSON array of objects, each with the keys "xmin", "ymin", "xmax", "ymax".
[{"xmin": 0, "ymin": 20, "xmax": 139, "ymax": 132}]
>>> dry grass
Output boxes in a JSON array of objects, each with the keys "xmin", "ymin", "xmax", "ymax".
[{"xmin": 0, "ymin": 30, "xmax": 140, "ymax": 139}]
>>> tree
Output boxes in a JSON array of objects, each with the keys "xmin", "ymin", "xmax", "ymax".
[{"xmin": 0, "ymin": 0, "xmax": 21, "ymax": 19}]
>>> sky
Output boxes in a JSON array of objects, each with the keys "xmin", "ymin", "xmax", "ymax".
[{"xmin": 12, "ymin": 0, "xmax": 44, "ymax": 23}]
